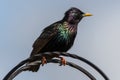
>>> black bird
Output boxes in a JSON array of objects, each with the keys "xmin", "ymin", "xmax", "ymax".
[{"xmin": 28, "ymin": 7, "xmax": 92, "ymax": 72}]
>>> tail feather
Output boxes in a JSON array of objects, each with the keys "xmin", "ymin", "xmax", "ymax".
[
  {"xmin": 27, "ymin": 63, "xmax": 40, "ymax": 72},
  {"xmin": 28, "ymin": 50, "xmax": 41, "ymax": 72}
]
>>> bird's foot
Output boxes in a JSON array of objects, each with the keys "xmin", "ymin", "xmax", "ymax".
[
  {"xmin": 41, "ymin": 56, "xmax": 47, "ymax": 66},
  {"xmin": 59, "ymin": 57, "xmax": 66, "ymax": 66}
]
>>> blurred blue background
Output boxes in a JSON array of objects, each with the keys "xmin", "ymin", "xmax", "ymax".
[{"xmin": 1, "ymin": 0, "xmax": 120, "ymax": 80}]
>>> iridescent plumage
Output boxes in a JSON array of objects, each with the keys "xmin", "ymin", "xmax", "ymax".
[{"xmin": 28, "ymin": 7, "xmax": 92, "ymax": 72}]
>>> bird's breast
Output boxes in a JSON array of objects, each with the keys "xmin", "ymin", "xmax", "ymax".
[
  {"xmin": 55, "ymin": 25, "xmax": 77, "ymax": 51},
  {"xmin": 40, "ymin": 23, "xmax": 77, "ymax": 52},
  {"xmin": 57, "ymin": 23, "xmax": 77, "ymax": 43}
]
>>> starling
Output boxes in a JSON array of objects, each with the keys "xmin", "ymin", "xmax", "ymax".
[{"xmin": 28, "ymin": 7, "xmax": 92, "ymax": 72}]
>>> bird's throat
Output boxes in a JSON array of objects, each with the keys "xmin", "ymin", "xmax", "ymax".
[{"xmin": 58, "ymin": 22, "xmax": 77, "ymax": 40}]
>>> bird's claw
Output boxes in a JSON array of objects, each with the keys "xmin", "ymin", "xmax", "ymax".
[
  {"xmin": 59, "ymin": 57, "xmax": 66, "ymax": 66},
  {"xmin": 41, "ymin": 56, "xmax": 47, "ymax": 66}
]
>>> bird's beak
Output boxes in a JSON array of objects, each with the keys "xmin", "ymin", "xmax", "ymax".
[{"xmin": 82, "ymin": 13, "xmax": 92, "ymax": 17}]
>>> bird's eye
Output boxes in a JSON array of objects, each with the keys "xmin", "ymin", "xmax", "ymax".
[{"xmin": 70, "ymin": 11, "xmax": 77, "ymax": 16}]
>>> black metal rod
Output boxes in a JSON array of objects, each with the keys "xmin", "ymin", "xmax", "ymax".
[
  {"xmin": 3, "ymin": 52, "xmax": 109, "ymax": 80},
  {"xmin": 6, "ymin": 59, "xmax": 96, "ymax": 80}
]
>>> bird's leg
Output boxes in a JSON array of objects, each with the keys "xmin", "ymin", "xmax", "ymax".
[
  {"xmin": 41, "ymin": 56, "xmax": 47, "ymax": 66},
  {"xmin": 58, "ymin": 57, "xmax": 66, "ymax": 66}
]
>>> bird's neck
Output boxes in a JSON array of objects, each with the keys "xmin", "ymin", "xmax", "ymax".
[
  {"xmin": 57, "ymin": 21, "xmax": 77, "ymax": 43},
  {"xmin": 62, "ymin": 21, "xmax": 78, "ymax": 33}
]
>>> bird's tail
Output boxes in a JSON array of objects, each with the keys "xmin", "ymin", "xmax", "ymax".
[
  {"xmin": 27, "ymin": 49, "xmax": 41, "ymax": 72},
  {"xmin": 26, "ymin": 62, "xmax": 41, "ymax": 72}
]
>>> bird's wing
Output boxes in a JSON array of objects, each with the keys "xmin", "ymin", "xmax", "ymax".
[{"xmin": 30, "ymin": 23, "xmax": 59, "ymax": 56}]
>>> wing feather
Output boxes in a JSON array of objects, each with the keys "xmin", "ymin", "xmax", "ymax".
[{"xmin": 30, "ymin": 23, "xmax": 58, "ymax": 56}]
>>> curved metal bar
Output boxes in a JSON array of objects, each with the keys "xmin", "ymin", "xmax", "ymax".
[
  {"xmin": 42, "ymin": 52, "xmax": 109, "ymax": 80},
  {"xmin": 6, "ymin": 59, "xmax": 96, "ymax": 80},
  {"xmin": 3, "ymin": 52, "xmax": 109, "ymax": 80},
  {"xmin": 3, "ymin": 59, "xmax": 29, "ymax": 80}
]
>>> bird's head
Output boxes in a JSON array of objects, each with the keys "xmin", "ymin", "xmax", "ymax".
[{"xmin": 63, "ymin": 7, "xmax": 92, "ymax": 24}]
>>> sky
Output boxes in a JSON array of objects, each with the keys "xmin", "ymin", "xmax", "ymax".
[{"xmin": 0, "ymin": 0, "xmax": 120, "ymax": 80}]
